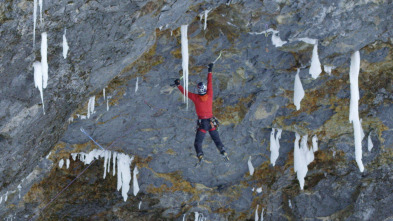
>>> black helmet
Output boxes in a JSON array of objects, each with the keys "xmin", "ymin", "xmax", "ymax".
[{"xmin": 197, "ymin": 82, "xmax": 207, "ymax": 95}]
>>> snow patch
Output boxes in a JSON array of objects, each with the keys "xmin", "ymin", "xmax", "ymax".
[
  {"xmin": 294, "ymin": 69, "xmax": 305, "ymax": 110},
  {"xmin": 270, "ymin": 128, "xmax": 282, "ymax": 166},
  {"xmin": 349, "ymin": 51, "xmax": 364, "ymax": 172},
  {"xmin": 181, "ymin": 25, "xmax": 189, "ymax": 109},
  {"xmin": 248, "ymin": 156, "xmax": 254, "ymax": 176}
]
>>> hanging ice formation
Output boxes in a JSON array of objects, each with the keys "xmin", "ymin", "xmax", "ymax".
[
  {"xmin": 261, "ymin": 208, "xmax": 264, "ymax": 221},
  {"xmin": 133, "ymin": 166, "xmax": 140, "ymax": 196},
  {"xmin": 33, "ymin": 32, "xmax": 49, "ymax": 114},
  {"xmin": 135, "ymin": 77, "xmax": 139, "ymax": 93},
  {"xmin": 255, "ymin": 204, "xmax": 259, "ymax": 221},
  {"xmin": 87, "ymin": 96, "xmax": 95, "ymax": 119},
  {"xmin": 349, "ymin": 51, "xmax": 364, "ymax": 172},
  {"xmin": 138, "ymin": 201, "xmax": 142, "ymax": 210},
  {"xmin": 194, "ymin": 212, "xmax": 206, "ymax": 221},
  {"xmin": 294, "ymin": 133, "xmax": 317, "ymax": 190},
  {"xmin": 248, "ymin": 156, "xmax": 255, "ymax": 175},
  {"xmin": 294, "ymin": 69, "xmax": 305, "ymax": 110},
  {"xmin": 297, "ymin": 38, "xmax": 322, "ymax": 78},
  {"xmin": 103, "ymin": 88, "xmax": 106, "ymax": 100},
  {"xmin": 324, "ymin": 65, "xmax": 334, "ymax": 75},
  {"xmin": 66, "ymin": 159, "xmax": 70, "ymax": 169},
  {"xmin": 63, "ymin": 29, "xmax": 69, "ymax": 59},
  {"xmin": 72, "ymin": 150, "xmax": 134, "ymax": 201},
  {"xmin": 270, "ymin": 128, "xmax": 283, "ymax": 166},
  {"xmin": 202, "ymin": 10, "xmax": 211, "ymax": 30},
  {"xmin": 368, "ymin": 134, "xmax": 374, "ymax": 151},
  {"xmin": 58, "ymin": 159, "xmax": 64, "ymax": 168},
  {"xmin": 256, "ymin": 187, "xmax": 262, "ymax": 193},
  {"xmin": 181, "ymin": 25, "xmax": 189, "ymax": 109}
]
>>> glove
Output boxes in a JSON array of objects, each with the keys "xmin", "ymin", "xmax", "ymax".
[
  {"xmin": 174, "ymin": 79, "xmax": 180, "ymax": 86},
  {"xmin": 208, "ymin": 63, "xmax": 213, "ymax": 72}
]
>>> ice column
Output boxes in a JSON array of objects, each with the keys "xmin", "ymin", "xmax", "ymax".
[
  {"xmin": 181, "ymin": 25, "xmax": 189, "ymax": 109},
  {"xmin": 349, "ymin": 51, "xmax": 364, "ymax": 172},
  {"xmin": 270, "ymin": 128, "xmax": 282, "ymax": 166},
  {"xmin": 294, "ymin": 69, "xmax": 305, "ymax": 110}
]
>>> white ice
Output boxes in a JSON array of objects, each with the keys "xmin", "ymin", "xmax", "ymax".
[
  {"xmin": 368, "ymin": 134, "xmax": 374, "ymax": 151},
  {"xmin": 261, "ymin": 208, "xmax": 264, "ymax": 221},
  {"xmin": 59, "ymin": 159, "xmax": 64, "ymax": 168},
  {"xmin": 255, "ymin": 204, "xmax": 259, "ymax": 221},
  {"xmin": 33, "ymin": 62, "xmax": 45, "ymax": 113},
  {"xmin": 289, "ymin": 199, "xmax": 292, "ymax": 209},
  {"xmin": 74, "ymin": 150, "xmax": 134, "ymax": 201},
  {"xmin": 87, "ymin": 96, "xmax": 95, "ymax": 119},
  {"xmin": 71, "ymin": 153, "xmax": 78, "ymax": 161},
  {"xmin": 312, "ymin": 135, "xmax": 318, "ymax": 152},
  {"xmin": 298, "ymin": 38, "xmax": 317, "ymax": 45},
  {"xmin": 138, "ymin": 201, "xmax": 142, "ymax": 210},
  {"xmin": 68, "ymin": 116, "xmax": 74, "ymax": 123},
  {"xmin": 310, "ymin": 42, "xmax": 322, "ymax": 79},
  {"xmin": 66, "ymin": 159, "xmax": 70, "ymax": 169},
  {"xmin": 45, "ymin": 151, "xmax": 51, "ymax": 159},
  {"xmin": 203, "ymin": 10, "xmax": 211, "ymax": 30},
  {"xmin": 107, "ymin": 99, "xmax": 109, "ymax": 111},
  {"xmin": 63, "ymin": 29, "xmax": 69, "ymax": 59},
  {"xmin": 133, "ymin": 166, "xmax": 140, "ymax": 196},
  {"xmin": 0, "ymin": 196, "xmax": 2, "ymax": 204},
  {"xmin": 294, "ymin": 69, "xmax": 305, "ymax": 110},
  {"xmin": 294, "ymin": 133, "xmax": 316, "ymax": 190},
  {"xmin": 248, "ymin": 156, "xmax": 254, "ymax": 176},
  {"xmin": 324, "ymin": 65, "xmax": 334, "ymax": 75},
  {"xmin": 271, "ymin": 30, "xmax": 287, "ymax": 47},
  {"xmin": 270, "ymin": 128, "xmax": 282, "ymax": 166},
  {"xmin": 256, "ymin": 187, "xmax": 262, "ymax": 193},
  {"xmin": 18, "ymin": 184, "xmax": 22, "ymax": 199},
  {"xmin": 181, "ymin": 25, "xmax": 189, "ymax": 109},
  {"xmin": 349, "ymin": 51, "xmax": 364, "ymax": 172},
  {"xmin": 41, "ymin": 32, "xmax": 48, "ymax": 89},
  {"xmin": 103, "ymin": 88, "xmax": 106, "ymax": 100},
  {"xmin": 135, "ymin": 77, "xmax": 139, "ymax": 93}
]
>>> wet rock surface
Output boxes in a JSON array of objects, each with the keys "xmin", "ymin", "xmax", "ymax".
[{"xmin": 0, "ymin": 0, "xmax": 392, "ymax": 220}]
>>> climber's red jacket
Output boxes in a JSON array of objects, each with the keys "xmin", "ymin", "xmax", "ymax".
[{"xmin": 177, "ymin": 72, "xmax": 213, "ymax": 119}]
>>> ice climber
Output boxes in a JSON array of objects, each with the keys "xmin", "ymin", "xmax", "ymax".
[{"xmin": 173, "ymin": 63, "xmax": 229, "ymax": 167}]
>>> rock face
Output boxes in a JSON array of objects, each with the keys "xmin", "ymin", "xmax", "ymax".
[{"xmin": 0, "ymin": 0, "xmax": 392, "ymax": 220}]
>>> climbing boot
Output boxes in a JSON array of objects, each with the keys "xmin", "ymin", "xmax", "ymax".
[
  {"xmin": 195, "ymin": 155, "xmax": 204, "ymax": 168},
  {"xmin": 221, "ymin": 151, "xmax": 230, "ymax": 162}
]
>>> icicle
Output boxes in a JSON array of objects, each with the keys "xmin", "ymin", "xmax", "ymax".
[
  {"xmin": 139, "ymin": 201, "xmax": 142, "ymax": 210},
  {"xmin": 63, "ymin": 29, "xmax": 69, "ymax": 59},
  {"xmin": 33, "ymin": 62, "xmax": 45, "ymax": 113},
  {"xmin": 0, "ymin": 196, "xmax": 2, "ymax": 204},
  {"xmin": 71, "ymin": 153, "xmax": 77, "ymax": 161},
  {"xmin": 103, "ymin": 88, "xmax": 106, "ymax": 100},
  {"xmin": 195, "ymin": 212, "xmax": 199, "ymax": 221},
  {"xmin": 66, "ymin": 159, "xmax": 70, "ymax": 169},
  {"xmin": 181, "ymin": 25, "xmax": 189, "ymax": 109},
  {"xmin": 18, "ymin": 184, "xmax": 22, "ymax": 199},
  {"xmin": 324, "ymin": 65, "xmax": 334, "ymax": 75},
  {"xmin": 107, "ymin": 151, "xmax": 111, "ymax": 173},
  {"xmin": 41, "ymin": 33, "xmax": 48, "ymax": 89},
  {"xmin": 270, "ymin": 128, "xmax": 282, "ymax": 166},
  {"xmin": 33, "ymin": 0, "xmax": 37, "ymax": 46},
  {"xmin": 135, "ymin": 77, "xmax": 139, "ymax": 93},
  {"xmin": 170, "ymin": 30, "xmax": 173, "ymax": 36},
  {"xmin": 183, "ymin": 214, "xmax": 186, "ymax": 221},
  {"xmin": 203, "ymin": 10, "xmax": 210, "ymax": 30},
  {"xmin": 133, "ymin": 166, "xmax": 140, "ymax": 196},
  {"xmin": 87, "ymin": 96, "xmax": 95, "ymax": 119},
  {"xmin": 248, "ymin": 156, "xmax": 254, "ymax": 176},
  {"xmin": 103, "ymin": 150, "xmax": 109, "ymax": 179},
  {"xmin": 4, "ymin": 192, "xmax": 8, "ymax": 202},
  {"xmin": 349, "ymin": 51, "xmax": 364, "ymax": 172},
  {"xmin": 368, "ymin": 134, "xmax": 373, "ymax": 151},
  {"xmin": 107, "ymin": 99, "xmax": 110, "ymax": 111},
  {"xmin": 294, "ymin": 133, "xmax": 306, "ymax": 189},
  {"xmin": 59, "ymin": 159, "xmax": 64, "ymax": 168},
  {"xmin": 45, "ymin": 151, "xmax": 51, "ymax": 159},
  {"xmin": 310, "ymin": 42, "xmax": 322, "ymax": 79},
  {"xmin": 312, "ymin": 135, "xmax": 318, "ymax": 152},
  {"xmin": 117, "ymin": 153, "xmax": 133, "ymax": 201},
  {"xmin": 294, "ymin": 69, "xmax": 305, "ymax": 110},
  {"xmin": 113, "ymin": 152, "xmax": 117, "ymax": 176},
  {"xmin": 288, "ymin": 200, "xmax": 292, "ymax": 209},
  {"xmin": 260, "ymin": 208, "xmax": 264, "ymax": 221},
  {"xmin": 255, "ymin": 204, "xmax": 259, "ymax": 221}
]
